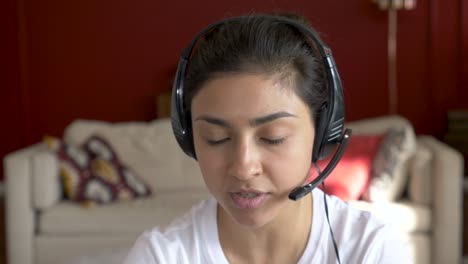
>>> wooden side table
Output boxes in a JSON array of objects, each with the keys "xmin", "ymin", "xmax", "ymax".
[
  {"xmin": 156, "ymin": 91, "xmax": 172, "ymax": 119},
  {"xmin": 444, "ymin": 109, "xmax": 468, "ymax": 174}
]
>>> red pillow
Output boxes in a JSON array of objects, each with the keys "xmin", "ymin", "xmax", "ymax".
[{"xmin": 308, "ymin": 135, "xmax": 384, "ymax": 201}]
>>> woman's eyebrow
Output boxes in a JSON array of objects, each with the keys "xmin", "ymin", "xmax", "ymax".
[
  {"xmin": 194, "ymin": 111, "xmax": 296, "ymax": 128},
  {"xmin": 194, "ymin": 116, "xmax": 231, "ymax": 128},
  {"xmin": 250, "ymin": 111, "xmax": 296, "ymax": 127}
]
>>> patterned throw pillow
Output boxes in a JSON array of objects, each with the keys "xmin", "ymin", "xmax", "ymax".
[
  {"xmin": 45, "ymin": 135, "xmax": 151, "ymax": 205},
  {"xmin": 362, "ymin": 128, "xmax": 414, "ymax": 202}
]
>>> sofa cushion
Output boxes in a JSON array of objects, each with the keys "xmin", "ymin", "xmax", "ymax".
[
  {"xmin": 36, "ymin": 235, "xmax": 134, "ymax": 264},
  {"xmin": 362, "ymin": 127, "xmax": 415, "ymax": 202},
  {"xmin": 38, "ymin": 190, "xmax": 211, "ymax": 234},
  {"xmin": 63, "ymin": 119, "xmax": 206, "ymax": 192},
  {"xmin": 403, "ymin": 233, "xmax": 431, "ymax": 264},
  {"xmin": 83, "ymin": 135, "xmax": 152, "ymax": 202},
  {"xmin": 348, "ymin": 200, "xmax": 431, "ymax": 233},
  {"xmin": 346, "ymin": 116, "xmax": 417, "ymax": 202},
  {"xmin": 44, "ymin": 135, "xmax": 151, "ymax": 205},
  {"xmin": 312, "ymin": 135, "xmax": 384, "ymax": 201}
]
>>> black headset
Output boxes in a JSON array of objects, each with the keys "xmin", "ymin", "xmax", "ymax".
[{"xmin": 170, "ymin": 15, "xmax": 352, "ymax": 201}]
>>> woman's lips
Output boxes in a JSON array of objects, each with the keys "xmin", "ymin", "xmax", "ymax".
[{"xmin": 230, "ymin": 192, "xmax": 268, "ymax": 209}]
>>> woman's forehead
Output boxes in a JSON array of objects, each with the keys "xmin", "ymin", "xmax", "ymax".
[
  {"xmin": 191, "ymin": 73, "xmax": 311, "ymax": 121},
  {"xmin": 195, "ymin": 73, "xmax": 296, "ymax": 98}
]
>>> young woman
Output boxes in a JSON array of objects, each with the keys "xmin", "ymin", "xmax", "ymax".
[{"xmin": 124, "ymin": 14, "xmax": 412, "ymax": 264}]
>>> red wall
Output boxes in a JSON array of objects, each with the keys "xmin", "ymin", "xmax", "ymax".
[
  {"xmin": 398, "ymin": 0, "xmax": 465, "ymax": 136},
  {"xmin": 462, "ymin": 0, "xmax": 468, "ymax": 101},
  {"xmin": 1, "ymin": 0, "xmax": 466, "ymax": 180},
  {"xmin": 0, "ymin": 0, "xmax": 24, "ymax": 175}
]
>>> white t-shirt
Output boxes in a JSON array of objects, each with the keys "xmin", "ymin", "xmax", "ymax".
[{"xmin": 124, "ymin": 189, "xmax": 412, "ymax": 264}]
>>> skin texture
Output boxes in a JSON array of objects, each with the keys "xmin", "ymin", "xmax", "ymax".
[{"xmin": 191, "ymin": 73, "xmax": 316, "ymax": 263}]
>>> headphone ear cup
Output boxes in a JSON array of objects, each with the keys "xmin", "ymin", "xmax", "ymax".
[
  {"xmin": 312, "ymin": 106, "xmax": 328, "ymax": 162},
  {"xmin": 171, "ymin": 58, "xmax": 197, "ymax": 159},
  {"xmin": 312, "ymin": 105, "xmax": 346, "ymax": 164},
  {"xmin": 313, "ymin": 102, "xmax": 343, "ymax": 162},
  {"xmin": 312, "ymin": 49, "xmax": 346, "ymax": 162}
]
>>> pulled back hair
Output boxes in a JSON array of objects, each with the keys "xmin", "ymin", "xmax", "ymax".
[{"xmin": 183, "ymin": 13, "xmax": 328, "ymax": 124}]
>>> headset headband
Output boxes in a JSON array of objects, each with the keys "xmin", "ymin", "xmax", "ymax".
[{"xmin": 171, "ymin": 15, "xmax": 345, "ymax": 162}]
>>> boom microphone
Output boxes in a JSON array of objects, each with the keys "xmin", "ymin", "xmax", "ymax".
[{"xmin": 289, "ymin": 129, "xmax": 352, "ymax": 201}]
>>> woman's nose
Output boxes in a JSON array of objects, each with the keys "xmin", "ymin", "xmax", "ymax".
[{"xmin": 227, "ymin": 140, "xmax": 262, "ymax": 181}]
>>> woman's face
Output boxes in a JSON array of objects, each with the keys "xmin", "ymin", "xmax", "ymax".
[{"xmin": 191, "ymin": 73, "xmax": 315, "ymax": 228}]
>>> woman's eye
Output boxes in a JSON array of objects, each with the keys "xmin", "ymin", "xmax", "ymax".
[
  {"xmin": 261, "ymin": 137, "xmax": 286, "ymax": 145},
  {"xmin": 207, "ymin": 138, "xmax": 230, "ymax": 145}
]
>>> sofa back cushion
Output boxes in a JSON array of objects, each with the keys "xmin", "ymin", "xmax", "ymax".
[{"xmin": 63, "ymin": 119, "xmax": 207, "ymax": 192}]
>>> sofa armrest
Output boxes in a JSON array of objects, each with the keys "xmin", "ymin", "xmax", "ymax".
[
  {"xmin": 4, "ymin": 142, "xmax": 62, "ymax": 264},
  {"xmin": 4, "ymin": 143, "xmax": 40, "ymax": 264},
  {"xmin": 418, "ymin": 136, "xmax": 463, "ymax": 264},
  {"xmin": 30, "ymin": 145, "xmax": 61, "ymax": 209}
]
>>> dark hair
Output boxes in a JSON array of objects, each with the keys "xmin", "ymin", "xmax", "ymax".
[{"xmin": 184, "ymin": 14, "xmax": 328, "ymax": 124}]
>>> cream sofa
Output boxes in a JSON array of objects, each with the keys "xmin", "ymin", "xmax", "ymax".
[{"xmin": 4, "ymin": 116, "xmax": 464, "ymax": 264}]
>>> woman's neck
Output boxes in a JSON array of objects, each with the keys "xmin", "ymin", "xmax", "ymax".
[{"xmin": 217, "ymin": 194, "xmax": 313, "ymax": 264}]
